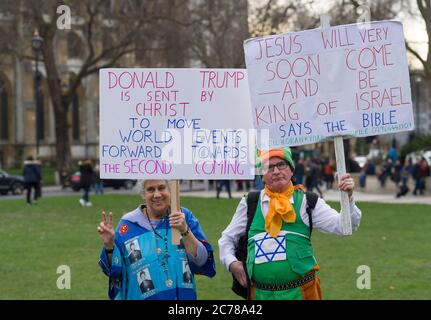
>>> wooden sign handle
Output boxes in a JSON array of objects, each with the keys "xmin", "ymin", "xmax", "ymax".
[
  {"xmin": 321, "ymin": 14, "xmax": 352, "ymax": 235},
  {"xmin": 168, "ymin": 180, "xmax": 181, "ymax": 244},
  {"xmin": 334, "ymin": 137, "xmax": 353, "ymax": 235}
]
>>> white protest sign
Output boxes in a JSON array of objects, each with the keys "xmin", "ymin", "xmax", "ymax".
[
  {"xmin": 99, "ymin": 68, "xmax": 255, "ymax": 180},
  {"xmin": 244, "ymin": 20, "xmax": 414, "ymax": 148}
]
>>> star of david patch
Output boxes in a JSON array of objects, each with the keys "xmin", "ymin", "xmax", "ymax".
[{"xmin": 253, "ymin": 231, "xmax": 287, "ymax": 264}]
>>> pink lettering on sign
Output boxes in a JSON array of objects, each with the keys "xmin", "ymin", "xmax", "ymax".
[
  {"xmin": 265, "ymin": 55, "xmax": 321, "ymax": 81},
  {"xmin": 281, "ymin": 78, "xmax": 318, "ymax": 100},
  {"xmin": 146, "ymin": 90, "xmax": 178, "ymax": 102},
  {"xmin": 255, "ymin": 103, "xmax": 300, "ymax": 125},
  {"xmin": 316, "ymin": 100, "xmax": 339, "ymax": 116},
  {"xmin": 345, "ymin": 44, "xmax": 394, "ymax": 70},
  {"xmin": 103, "ymin": 163, "xmax": 120, "ymax": 173},
  {"xmin": 135, "ymin": 102, "xmax": 190, "ymax": 117},
  {"xmin": 108, "ymin": 71, "xmax": 174, "ymax": 89},
  {"xmin": 123, "ymin": 159, "xmax": 172, "ymax": 175},
  {"xmin": 359, "ymin": 27, "xmax": 389, "ymax": 43},
  {"xmin": 355, "ymin": 86, "xmax": 410, "ymax": 111},
  {"xmin": 200, "ymin": 71, "xmax": 244, "ymax": 89},
  {"xmin": 254, "ymin": 34, "xmax": 303, "ymax": 60},
  {"xmin": 320, "ymin": 27, "xmax": 355, "ymax": 49},
  {"xmin": 358, "ymin": 69, "xmax": 378, "ymax": 90},
  {"xmin": 194, "ymin": 160, "xmax": 244, "ymax": 176}
]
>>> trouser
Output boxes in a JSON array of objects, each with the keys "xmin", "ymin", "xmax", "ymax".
[
  {"xmin": 94, "ymin": 183, "xmax": 104, "ymax": 195},
  {"xmin": 216, "ymin": 181, "xmax": 231, "ymax": 198},
  {"xmin": 414, "ymin": 178, "xmax": 425, "ymax": 195},
  {"xmin": 82, "ymin": 186, "xmax": 90, "ymax": 202},
  {"xmin": 25, "ymin": 182, "xmax": 38, "ymax": 203},
  {"xmin": 309, "ymin": 181, "xmax": 323, "ymax": 198}
]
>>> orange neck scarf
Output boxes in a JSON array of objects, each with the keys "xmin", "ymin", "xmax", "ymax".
[{"xmin": 264, "ymin": 183, "xmax": 296, "ymax": 238}]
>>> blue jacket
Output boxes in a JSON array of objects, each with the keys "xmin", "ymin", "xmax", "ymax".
[
  {"xmin": 23, "ymin": 162, "xmax": 41, "ymax": 183},
  {"xmin": 98, "ymin": 206, "xmax": 216, "ymax": 300}
]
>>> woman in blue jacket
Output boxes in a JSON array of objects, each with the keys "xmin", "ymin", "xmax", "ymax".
[{"xmin": 97, "ymin": 179, "xmax": 216, "ymax": 300}]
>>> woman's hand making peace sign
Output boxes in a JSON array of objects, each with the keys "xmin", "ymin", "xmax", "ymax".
[{"xmin": 98, "ymin": 211, "xmax": 115, "ymax": 250}]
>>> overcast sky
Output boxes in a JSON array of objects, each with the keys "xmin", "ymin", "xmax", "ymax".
[{"xmin": 248, "ymin": 0, "xmax": 428, "ymax": 70}]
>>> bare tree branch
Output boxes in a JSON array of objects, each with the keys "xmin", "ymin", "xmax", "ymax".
[{"xmin": 406, "ymin": 40, "xmax": 429, "ymax": 74}]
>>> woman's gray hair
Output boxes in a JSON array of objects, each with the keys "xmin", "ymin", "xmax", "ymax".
[
  {"xmin": 135, "ymin": 179, "xmax": 170, "ymax": 195},
  {"xmin": 135, "ymin": 180, "xmax": 146, "ymax": 195}
]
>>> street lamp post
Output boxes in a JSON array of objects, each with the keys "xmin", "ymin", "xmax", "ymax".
[
  {"xmin": 415, "ymin": 75, "xmax": 422, "ymax": 136},
  {"xmin": 32, "ymin": 30, "xmax": 43, "ymax": 156}
]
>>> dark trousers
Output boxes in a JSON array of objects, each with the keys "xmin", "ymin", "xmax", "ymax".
[
  {"xmin": 309, "ymin": 180, "xmax": 323, "ymax": 198},
  {"xmin": 25, "ymin": 182, "xmax": 38, "ymax": 204},
  {"xmin": 216, "ymin": 180, "xmax": 232, "ymax": 198},
  {"xmin": 359, "ymin": 174, "xmax": 367, "ymax": 188},
  {"xmin": 82, "ymin": 185, "xmax": 90, "ymax": 202},
  {"xmin": 413, "ymin": 178, "xmax": 425, "ymax": 195}
]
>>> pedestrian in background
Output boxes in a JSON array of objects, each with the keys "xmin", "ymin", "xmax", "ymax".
[
  {"xmin": 397, "ymin": 158, "xmax": 412, "ymax": 198},
  {"xmin": 35, "ymin": 159, "xmax": 42, "ymax": 199},
  {"xmin": 359, "ymin": 160, "xmax": 370, "ymax": 190},
  {"xmin": 413, "ymin": 158, "xmax": 430, "ymax": 196},
  {"xmin": 293, "ymin": 158, "xmax": 305, "ymax": 185},
  {"xmin": 323, "ymin": 159, "xmax": 335, "ymax": 190},
  {"xmin": 216, "ymin": 180, "xmax": 232, "ymax": 199},
  {"xmin": 378, "ymin": 158, "xmax": 392, "ymax": 188},
  {"xmin": 391, "ymin": 160, "xmax": 402, "ymax": 198},
  {"xmin": 79, "ymin": 159, "xmax": 94, "ymax": 207},
  {"xmin": 305, "ymin": 159, "xmax": 323, "ymax": 198},
  {"xmin": 93, "ymin": 164, "xmax": 104, "ymax": 195},
  {"xmin": 22, "ymin": 156, "xmax": 41, "ymax": 205}
]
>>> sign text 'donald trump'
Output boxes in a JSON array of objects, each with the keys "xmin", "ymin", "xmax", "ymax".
[{"xmin": 99, "ymin": 68, "xmax": 254, "ymax": 179}]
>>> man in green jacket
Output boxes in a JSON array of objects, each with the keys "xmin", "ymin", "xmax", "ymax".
[{"xmin": 218, "ymin": 147, "xmax": 362, "ymax": 300}]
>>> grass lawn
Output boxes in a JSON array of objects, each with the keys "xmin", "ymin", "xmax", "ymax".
[{"xmin": 0, "ymin": 194, "xmax": 430, "ymax": 300}]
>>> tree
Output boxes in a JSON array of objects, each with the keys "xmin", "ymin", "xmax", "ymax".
[
  {"xmin": 248, "ymin": 0, "xmax": 409, "ymax": 35},
  {"xmin": 339, "ymin": 0, "xmax": 429, "ymax": 78},
  {"xmin": 190, "ymin": 0, "xmax": 249, "ymax": 68},
  {"xmin": 249, "ymin": 0, "xmax": 319, "ymax": 36},
  {"xmin": 3, "ymin": 0, "xmax": 190, "ymax": 174},
  {"xmin": 398, "ymin": 0, "xmax": 430, "ymax": 78},
  {"xmin": 411, "ymin": 0, "xmax": 431, "ymax": 77}
]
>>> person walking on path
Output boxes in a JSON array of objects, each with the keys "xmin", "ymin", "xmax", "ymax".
[
  {"xmin": 93, "ymin": 164, "xmax": 104, "ymax": 195},
  {"xmin": 22, "ymin": 156, "xmax": 42, "ymax": 205},
  {"xmin": 216, "ymin": 180, "xmax": 232, "ymax": 199},
  {"xmin": 391, "ymin": 160, "xmax": 402, "ymax": 198},
  {"xmin": 413, "ymin": 158, "xmax": 430, "ymax": 196},
  {"xmin": 79, "ymin": 159, "xmax": 94, "ymax": 207}
]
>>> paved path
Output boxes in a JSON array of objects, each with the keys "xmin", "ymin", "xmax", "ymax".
[
  {"xmin": 182, "ymin": 188, "xmax": 431, "ymax": 205},
  {"xmin": 3, "ymin": 184, "xmax": 431, "ymax": 205}
]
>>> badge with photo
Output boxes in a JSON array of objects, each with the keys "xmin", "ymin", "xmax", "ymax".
[
  {"xmin": 182, "ymin": 260, "xmax": 193, "ymax": 286},
  {"xmin": 126, "ymin": 239, "xmax": 142, "ymax": 264},
  {"xmin": 137, "ymin": 267, "xmax": 155, "ymax": 294}
]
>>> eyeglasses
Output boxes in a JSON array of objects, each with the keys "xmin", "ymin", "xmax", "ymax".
[{"xmin": 263, "ymin": 161, "xmax": 289, "ymax": 173}]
